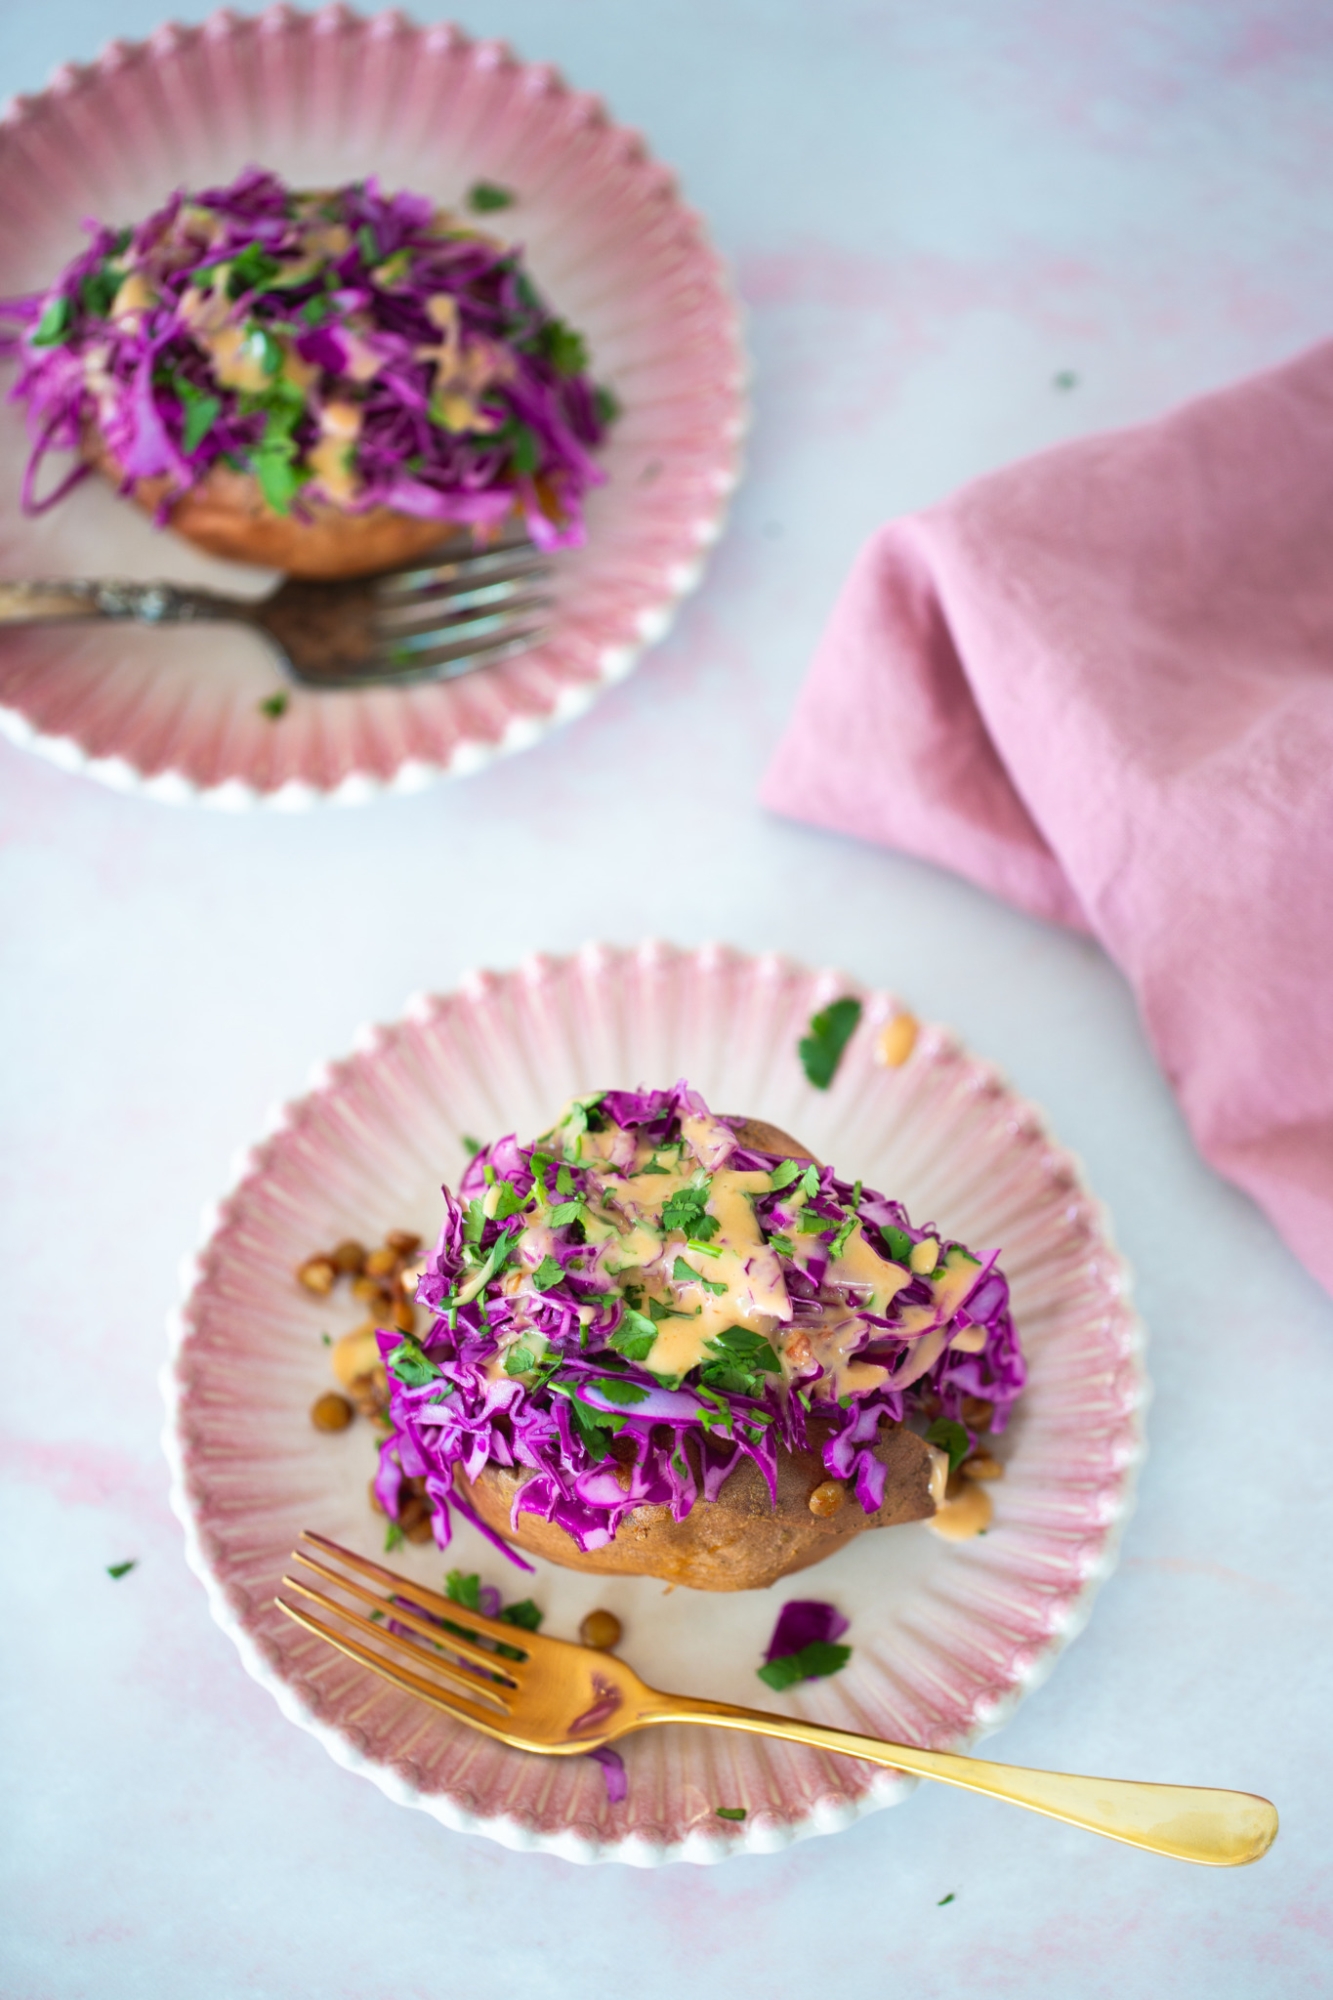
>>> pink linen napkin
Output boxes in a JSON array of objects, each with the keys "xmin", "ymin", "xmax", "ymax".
[{"xmin": 762, "ymin": 340, "xmax": 1333, "ymax": 1296}]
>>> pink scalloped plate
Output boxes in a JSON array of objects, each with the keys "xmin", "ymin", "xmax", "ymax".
[
  {"xmin": 0, "ymin": 10, "xmax": 744, "ymax": 807},
  {"xmin": 163, "ymin": 941, "xmax": 1147, "ymax": 1865}
]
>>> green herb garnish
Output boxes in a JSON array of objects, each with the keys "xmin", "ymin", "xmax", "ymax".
[
  {"xmin": 499, "ymin": 1598, "xmax": 543, "ymax": 1632},
  {"xmin": 461, "ymin": 1134, "xmax": 482, "ymax": 1156},
  {"xmin": 938, "ymin": 1893, "xmax": 956, "ymax": 1906},
  {"xmin": 226, "ymin": 242, "xmax": 282, "ymax": 298},
  {"xmin": 769, "ymin": 1159, "xmax": 803, "ymax": 1191},
  {"xmin": 31, "ymin": 295, "xmax": 72, "ymax": 347},
  {"xmin": 757, "ymin": 1640, "xmax": 851, "ymax": 1691},
  {"xmin": 880, "ymin": 1223, "xmax": 913, "ymax": 1265},
  {"xmin": 715, "ymin": 1806, "xmax": 747, "ymax": 1821},
  {"xmin": 542, "ymin": 318, "xmax": 588, "ymax": 376},
  {"xmin": 384, "ymin": 1521, "xmax": 405, "ymax": 1553},
  {"xmin": 700, "ymin": 1324, "xmax": 782, "ymax": 1398},
  {"xmin": 80, "ymin": 263, "xmax": 122, "ymax": 319},
  {"xmin": 258, "ymin": 692, "xmax": 288, "ymax": 719},
  {"xmin": 445, "ymin": 1569, "xmax": 483, "ymax": 1610},
  {"xmin": 467, "ymin": 180, "xmax": 516, "ymax": 212},
  {"xmin": 106, "ymin": 1560, "xmax": 137, "ymax": 1580},
  {"xmin": 798, "ymin": 996, "xmax": 862, "ymax": 1090},
  {"xmin": 661, "ymin": 1178, "xmax": 715, "ymax": 1238},
  {"xmin": 609, "ymin": 1309, "xmax": 659, "ymax": 1363},
  {"xmin": 531, "ymin": 1254, "xmax": 566, "ymax": 1292},
  {"xmin": 593, "ymin": 384, "xmax": 621, "ymax": 427},
  {"xmin": 386, "ymin": 1338, "xmax": 441, "ymax": 1387},
  {"xmin": 926, "ymin": 1417, "xmax": 970, "ymax": 1474},
  {"xmin": 587, "ymin": 1377, "xmax": 649, "ymax": 1407}
]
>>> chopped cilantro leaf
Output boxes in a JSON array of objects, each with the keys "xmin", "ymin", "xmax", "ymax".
[
  {"xmin": 926, "ymin": 1417, "xmax": 970, "ymax": 1474},
  {"xmin": 609, "ymin": 1309, "xmax": 658, "ymax": 1362},
  {"xmin": 502, "ymin": 418, "xmax": 541, "ymax": 476},
  {"xmin": 80, "ymin": 263, "xmax": 121, "ymax": 319},
  {"xmin": 542, "ymin": 317, "xmax": 588, "ymax": 376},
  {"xmin": 106, "ymin": 1560, "xmax": 136, "ymax": 1580},
  {"xmin": 769, "ymin": 1159, "xmax": 803, "ymax": 1191},
  {"xmin": 587, "ymin": 1377, "xmax": 649, "ymax": 1407},
  {"xmin": 445, "ymin": 1570, "xmax": 482, "ymax": 1610},
  {"xmin": 178, "ymin": 386, "xmax": 221, "ymax": 454},
  {"xmin": 715, "ymin": 1806, "xmax": 747, "ymax": 1821},
  {"xmin": 799, "ymin": 1164, "xmax": 821, "ymax": 1198},
  {"xmin": 384, "ymin": 1521, "xmax": 405, "ymax": 1553},
  {"xmin": 673, "ymin": 1255, "xmax": 726, "ymax": 1296},
  {"xmin": 548, "ymin": 1200, "xmax": 583, "ymax": 1228},
  {"xmin": 880, "ymin": 1223, "xmax": 913, "ymax": 1265},
  {"xmin": 767, "ymin": 1232, "xmax": 795, "ymax": 1258},
  {"xmin": 757, "ymin": 1640, "xmax": 851, "ymax": 1691},
  {"xmin": 387, "ymin": 1338, "xmax": 440, "ymax": 1387},
  {"xmin": 938, "ymin": 1893, "xmax": 956, "ymax": 1906},
  {"xmin": 503, "ymin": 1342, "xmax": 538, "ymax": 1377},
  {"xmin": 258, "ymin": 692, "xmax": 288, "ymax": 719},
  {"xmin": 593, "ymin": 384, "xmax": 622, "ymax": 427},
  {"xmin": 700, "ymin": 1324, "xmax": 781, "ymax": 1397},
  {"xmin": 226, "ymin": 242, "xmax": 282, "ymax": 298},
  {"xmin": 661, "ymin": 1180, "xmax": 712, "ymax": 1236},
  {"xmin": 490, "ymin": 1178, "xmax": 525, "ymax": 1222},
  {"xmin": 798, "ymin": 1209, "xmax": 836, "ymax": 1234},
  {"xmin": 531, "ymin": 1254, "xmax": 565, "ymax": 1292},
  {"xmin": 798, "ymin": 996, "xmax": 863, "ymax": 1090},
  {"xmin": 356, "ymin": 222, "xmax": 379, "ymax": 264},
  {"xmin": 555, "ymin": 1164, "xmax": 575, "ymax": 1196},
  {"xmin": 461, "ymin": 1134, "xmax": 482, "ymax": 1156},
  {"xmin": 499, "ymin": 1598, "xmax": 543, "ymax": 1632},
  {"xmin": 31, "ymin": 294, "xmax": 72, "ymax": 347},
  {"xmin": 464, "ymin": 1197, "xmax": 488, "ymax": 1245},
  {"xmin": 468, "ymin": 180, "xmax": 516, "ymax": 212}
]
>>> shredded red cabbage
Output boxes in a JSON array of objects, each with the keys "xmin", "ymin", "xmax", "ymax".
[
  {"xmin": 372, "ymin": 1082, "xmax": 1025, "ymax": 1562},
  {"xmin": 764, "ymin": 1599, "xmax": 849, "ymax": 1661},
  {"xmin": 0, "ymin": 166, "xmax": 614, "ymax": 544}
]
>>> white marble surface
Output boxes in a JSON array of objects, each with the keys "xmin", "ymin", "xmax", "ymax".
[{"xmin": 3, "ymin": 3, "xmax": 1332, "ymax": 1994}]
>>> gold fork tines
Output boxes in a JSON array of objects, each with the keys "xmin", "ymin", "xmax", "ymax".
[
  {"xmin": 273, "ymin": 1532, "xmax": 1279, "ymax": 1866},
  {"xmin": 278, "ymin": 1535, "xmax": 522, "ymax": 1723}
]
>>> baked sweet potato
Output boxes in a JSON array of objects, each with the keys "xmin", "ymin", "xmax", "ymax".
[
  {"xmin": 460, "ymin": 1117, "xmax": 945, "ymax": 1591},
  {"xmin": 84, "ymin": 428, "xmax": 473, "ymax": 579},
  {"xmin": 461, "ymin": 1417, "xmax": 943, "ymax": 1591}
]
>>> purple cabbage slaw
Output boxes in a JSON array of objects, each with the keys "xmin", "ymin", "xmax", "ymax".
[
  {"xmin": 0, "ymin": 166, "xmax": 615, "ymax": 543},
  {"xmin": 373, "ymin": 1082, "xmax": 1025, "ymax": 1562}
]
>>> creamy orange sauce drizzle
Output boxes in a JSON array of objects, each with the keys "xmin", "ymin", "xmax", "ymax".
[{"xmin": 505, "ymin": 1101, "xmax": 988, "ymax": 1400}]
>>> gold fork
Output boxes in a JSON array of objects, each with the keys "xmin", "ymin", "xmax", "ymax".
[{"xmin": 276, "ymin": 1532, "xmax": 1277, "ymax": 1866}]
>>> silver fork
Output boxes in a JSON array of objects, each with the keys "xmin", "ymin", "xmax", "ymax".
[{"xmin": 0, "ymin": 532, "xmax": 552, "ymax": 690}]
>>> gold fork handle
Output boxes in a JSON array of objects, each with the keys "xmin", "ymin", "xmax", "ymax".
[{"xmin": 642, "ymin": 1699, "xmax": 1276, "ymax": 1866}]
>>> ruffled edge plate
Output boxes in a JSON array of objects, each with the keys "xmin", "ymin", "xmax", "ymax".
[
  {"xmin": 163, "ymin": 940, "xmax": 1147, "ymax": 1863},
  {"xmin": 0, "ymin": 9, "xmax": 745, "ymax": 807}
]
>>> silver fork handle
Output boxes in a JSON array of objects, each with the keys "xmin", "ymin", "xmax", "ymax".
[{"xmin": 0, "ymin": 580, "xmax": 238, "ymax": 627}]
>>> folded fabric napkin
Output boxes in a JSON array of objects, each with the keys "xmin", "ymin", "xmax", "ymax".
[{"xmin": 763, "ymin": 340, "xmax": 1333, "ymax": 1297}]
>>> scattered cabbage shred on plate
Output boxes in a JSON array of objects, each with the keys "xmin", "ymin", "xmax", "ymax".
[
  {"xmin": 0, "ymin": 166, "xmax": 615, "ymax": 542},
  {"xmin": 374, "ymin": 1083, "xmax": 1024, "ymax": 1555}
]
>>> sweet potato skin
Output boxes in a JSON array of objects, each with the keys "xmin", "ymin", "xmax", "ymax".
[
  {"xmin": 462, "ymin": 1423, "xmax": 940, "ymax": 1591},
  {"xmin": 83, "ymin": 429, "xmax": 475, "ymax": 579}
]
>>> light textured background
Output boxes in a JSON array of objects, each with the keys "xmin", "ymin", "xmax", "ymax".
[{"xmin": 3, "ymin": 4, "xmax": 1332, "ymax": 1996}]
